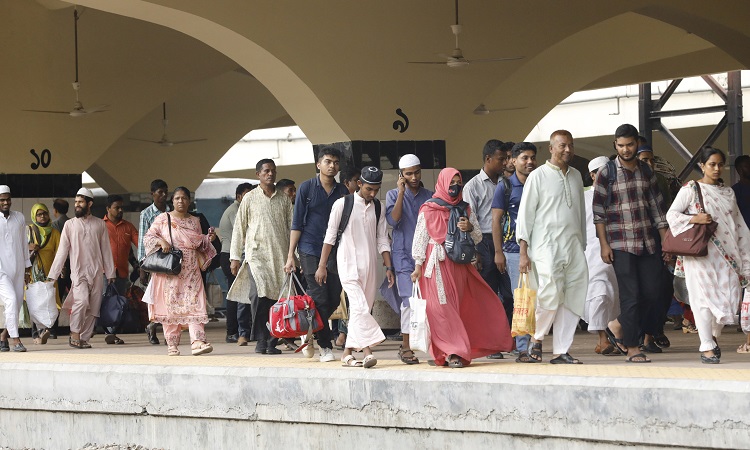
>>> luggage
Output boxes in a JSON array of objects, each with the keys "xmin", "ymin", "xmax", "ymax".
[
  {"xmin": 269, "ymin": 272, "xmax": 323, "ymax": 339},
  {"xmin": 98, "ymin": 283, "xmax": 128, "ymax": 328}
]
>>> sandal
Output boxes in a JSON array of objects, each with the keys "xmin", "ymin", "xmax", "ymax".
[
  {"xmin": 523, "ymin": 342, "xmax": 542, "ymax": 363},
  {"xmin": 191, "ymin": 342, "xmax": 213, "ymax": 356},
  {"xmin": 737, "ymin": 343, "xmax": 750, "ymax": 354},
  {"xmin": 550, "ymin": 353, "xmax": 582, "ymax": 364},
  {"xmin": 594, "ymin": 344, "xmax": 602, "ymax": 354},
  {"xmin": 447, "ymin": 355, "xmax": 464, "ymax": 368},
  {"xmin": 604, "ymin": 327, "xmax": 628, "ymax": 354},
  {"xmin": 39, "ymin": 328, "xmax": 50, "ymax": 345},
  {"xmin": 701, "ymin": 354, "xmax": 720, "ymax": 364},
  {"xmin": 398, "ymin": 346, "xmax": 420, "ymax": 365},
  {"xmin": 167, "ymin": 346, "xmax": 180, "ymax": 356},
  {"xmin": 682, "ymin": 320, "xmax": 698, "ymax": 334},
  {"xmin": 341, "ymin": 355, "xmax": 363, "ymax": 367},
  {"xmin": 81, "ymin": 341, "xmax": 92, "ymax": 349},
  {"xmin": 600, "ymin": 344, "xmax": 622, "ymax": 356},
  {"xmin": 653, "ymin": 334, "xmax": 670, "ymax": 348},
  {"xmin": 515, "ymin": 351, "xmax": 532, "ymax": 363},
  {"xmin": 363, "ymin": 354, "xmax": 377, "ymax": 368},
  {"xmin": 626, "ymin": 353, "xmax": 651, "ymax": 363},
  {"xmin": 69, "ymin": 337, "xmax": 83, "ymax": 349}
]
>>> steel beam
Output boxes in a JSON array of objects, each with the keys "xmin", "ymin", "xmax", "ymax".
[
  {"xmin": 727, "ymin": 70, "xmax": 743, "ymax": 184},
  {"xmin": 651, "ymin": 105, "xmax": 727, "ymax": 118},
  {"xmin": 676, "ymin": 116, "xmax": 728, "ymax": 181},
  {"xmin": 638, "ymin": 83, "xmax": 653, "ymax": 145},
  {"xmin": 653, "ymin": 79, "xmax": 682, "ymax": 111},
  {"xmin": 701, "ymin": 75, "xmax": 728, "ymax": 102}
]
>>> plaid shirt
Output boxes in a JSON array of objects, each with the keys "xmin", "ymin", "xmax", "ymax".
[{"xmin": 591, "ymin": 158, "xmax": 667, "ymax": 255}]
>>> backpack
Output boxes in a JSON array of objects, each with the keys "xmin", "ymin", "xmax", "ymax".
[
  {"xmin": 327, "ymin": 194, "xmax": 381, "ymax": 274},
  {"xmin": 425, "ymin": 198, "xmax": 475, "ymax": 264},
  {"xmin": 602, "ymin": 159, "xmax": 653, "ymax": 209}
]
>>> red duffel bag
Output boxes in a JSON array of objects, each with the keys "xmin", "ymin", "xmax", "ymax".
[{"xmin": 269, "ymin": 272, "xmax": 324, "ymax": 339}]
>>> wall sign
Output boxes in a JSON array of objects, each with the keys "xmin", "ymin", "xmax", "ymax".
[
  {"xmin": 392, "ymin": 108, "xmax": 409, "ymax": 133},
  {"xmin": 30, "ymin": 149, "xmax": 52, "ymax": 170}
]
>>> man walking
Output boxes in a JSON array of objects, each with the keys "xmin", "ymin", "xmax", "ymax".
[
  {"xmin": 138, "ymin": 179, "xmax": 169, "ymax": 345},
  {"xmin": 318, "ymin": 167, "xmax": 394, "ymax": 368},
  {"xmin": 284, "ymin": 147, "xmax": 349, "ymax": 362},
  {"xmin": 592, "ymin": 124, "xmax": 669, "ymax": 363},
  {"xmin": 463, "ymin": 139, "xmax": 511, "ymax": 358},
  {"xmin": 48, "ymin": 188, "xmax": 116, "ymax": 349},
  {"xmin": 218, "ymin": 182, "xmax": 253, "ymax": 344},
  {"xmin": 516, "ymin": 130, "xmax": 588, "ymax": 364},
  {"xmin": 491, "ymin": 142, "xmax": 538, "ymax": 362},
  {"xmin": 385, "ymin": 154, "xmax": 432, "ymax": 364},
  {"xmin": 51, "ymin": 198, "xmax": 70, "ymax": 233},
  {"xmin": 0, "ymin": 186, "xmax": 31, "ymax": 352},
  {"xmin": 103, "ymin": 194, "xmax": 138, "ymax": 345},
  {"xmin": 230, "ymin": 160, "xmax": 293, "ymax": 355}
]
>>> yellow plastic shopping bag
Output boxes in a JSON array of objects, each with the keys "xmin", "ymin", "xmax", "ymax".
[{"xmin": 511, "ymin": 273, "xmax": 536, "ymax": 337}]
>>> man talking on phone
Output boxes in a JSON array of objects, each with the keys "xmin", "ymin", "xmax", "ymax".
[{"xmin": 384, "ymin": 154, "xmax": 432, "ymax": 364}]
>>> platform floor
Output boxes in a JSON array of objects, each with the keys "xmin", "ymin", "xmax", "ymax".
[{"xmin": 4, "ymin": 320, "xmax": 750, "ymax": 380}]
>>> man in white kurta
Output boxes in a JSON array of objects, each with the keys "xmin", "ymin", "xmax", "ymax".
[
  {"xmin": 48, "ymin": 188, "xmax": 116, "ymax": 348},
  {"xmin": 0, "ymin": 185, "xmax": 32, "ymax": 352},
  {"xmin": 319, "ymin": 167, "xmax": 394, "ymax": 368},
  {"xmin": 228, "ymin": 159, "xmax": 292, "ymax": 354},
  {"xmin": 516, "ymin": 130, "xmax": 588, "ymax": 363},
  {"xmin": 583, "ymin": 157, "xmax": 620, "ymax": 353}
]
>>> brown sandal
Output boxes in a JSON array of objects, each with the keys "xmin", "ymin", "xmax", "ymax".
[
  {"xmin": 398, "ymin": 345, "xmax": 420, "ymax": 365},
  {"xmin": 69, "ymin": 337, "xmax": 83, "ymax": 349}
]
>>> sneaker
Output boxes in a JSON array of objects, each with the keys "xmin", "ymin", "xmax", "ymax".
[
  {"xmin": 302, "ymin": 338, "xmax": 315, "ymax": 359},
  {"xmin": 319, "ymin": 347, "xmax": 335, "ymax": 362}
]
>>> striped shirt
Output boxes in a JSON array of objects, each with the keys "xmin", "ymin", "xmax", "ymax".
[
  {"xmin": 591, "ymin": 158, "xmax": 667, "ymax": 255},
  {"xmin": 137, "ymin": 203, "xmax": 170, "ymax": 261}
]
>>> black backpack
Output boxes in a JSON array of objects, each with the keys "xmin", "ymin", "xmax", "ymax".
[
  {"xmin": 425, "ymin": 198, "xmax": 475, "ymax": 264},
  {"xmin": 327, "ymin": 194, "xmax": 381, "ymax": 274}
]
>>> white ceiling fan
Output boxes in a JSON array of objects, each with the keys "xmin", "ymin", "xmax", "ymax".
[
  {"xmin": 23, "ymin": 7, "xmax": 109, "ymax": 117},
  {"xmin": 473, "ymin": 103, "xmax": 527, "ymax": 115},
  {"xmin": 128, "ymin": 102, "xmax": 207, "ymax": 147},
  {"xmin": 409, "ymin": 0, "xmax": 524, "ymax": 68}
]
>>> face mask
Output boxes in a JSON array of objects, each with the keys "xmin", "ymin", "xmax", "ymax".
[{"xmin": 448, "ymin": 184, "xmax": 462, "ymax": 198}]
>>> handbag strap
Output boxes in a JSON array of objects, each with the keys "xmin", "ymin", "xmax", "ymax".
[
  {"xmin": 166, "ymin": 213, "xmax": 175, "ymax": 248},
  {"xmin": 694, "ymin": 182, "xmax": 707, "ymax": 213}
]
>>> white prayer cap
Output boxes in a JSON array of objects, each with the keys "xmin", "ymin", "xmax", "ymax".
[
  {"xmin": 76, "ymin": 187, "xmax": 94, "ymax": 199},
  {"xmin": 588, "ymin": 156, "xmax": 609, "ymax": 173},
  {"xmin": 0, "ymin": 185, "xmax": 10, "ymax": 195},
  {"xmin": 399, "ymin": 154, "xmax": 421, "ymax": 169}
]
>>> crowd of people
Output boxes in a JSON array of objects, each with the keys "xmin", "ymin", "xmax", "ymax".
[{"xmin": 0, "ymin": 122, "xmax": 749, "ymax": 367}]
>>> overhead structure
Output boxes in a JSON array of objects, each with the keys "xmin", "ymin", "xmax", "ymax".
[{"xmin": 128, "ymin": 102, "xmax": 207, "ymax": 147}]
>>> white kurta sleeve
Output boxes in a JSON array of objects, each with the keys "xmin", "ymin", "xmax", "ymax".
[
  {"xmin": 515, "ymin": 171, "xmax": 539, "ymax": 244},
  {"xmin": 323, "ymin": 198, "xmax": 344, "ymax": 246},
  {"xmin": 411, "ymin": 212, "xmax": 429, "ymax": 265},
  {"xmin": 230, "ymin": 196, "xmax": 250, "ymax": 261},
  {"xmin": 376, "ymin": 204, "xmax": 391, "ymax": 254},
  {"xmin": 577, "ymin": 185, "xmax": 587, "ymax": 252},
  {"xmin": 666, "ymin": 185, "xmax": 695, "ymax": 236}
]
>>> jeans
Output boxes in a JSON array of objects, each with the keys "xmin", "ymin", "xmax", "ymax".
[
  {"xmin": 505, "ymin": 251, "xmax": 530, "ymax": 352},
  {"xmin": 299, "ymin": 252, "xmax": 342, "ymax": 349},
  {"xmin": 612, "ymin": 250, "xmax": 664, "ymax": 348}
]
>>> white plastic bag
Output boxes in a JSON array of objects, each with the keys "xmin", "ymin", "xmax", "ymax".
[
  {"xmin": 741, "ymin": 290, "xmax": 750, "ymax": 333},
  {"xmin": 25, "ymin": 281, "xmax": 58, "ymax": 328},
  {"xmin": 408, "ymin": 283, "xmax": 430, "ymax": 355},
  {"xmin": 141, "ymin": 281, "xmax": 155, "ymax": 305}
]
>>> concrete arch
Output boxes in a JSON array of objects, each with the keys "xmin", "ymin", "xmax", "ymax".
[{"xmin": 69, "ymin": 0, "xmax": 348, "ymax": 145}]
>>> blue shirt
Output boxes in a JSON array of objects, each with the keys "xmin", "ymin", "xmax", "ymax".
[
  {"xmin": 292, "ymin": 176, "xmax": 349, "ymax": 257},
  {"xmin": 386, "ymin": 186, "xmax": 433, "ymax": 272},
  {"xmin": 732, "ymin": 182, "xmax": 750, "ymax": 227},
  {"xmin": 491, "ymin": 172, "xmax": 524, "ymax": 253}
]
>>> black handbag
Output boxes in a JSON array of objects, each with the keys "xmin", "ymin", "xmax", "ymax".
[
  {"xmin": 97, "ymin": 283, "xmax": 128, "ymax": 328},
  {"xmin": 141, "ymin": 213, "xmax": 183, "ymax": 275}
]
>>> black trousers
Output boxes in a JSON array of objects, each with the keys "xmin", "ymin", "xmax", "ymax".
[
  {"xmin": 299, "ymin": 251, "xmax": 342, "ymax": 350},
  {"xmin": 612, "ymin": 250, "xmax": 663, "ymax": 347},
  {"xmin": 252, "ymin": 296, "xmax": 277, "ymax": 350},
  {"xmin": 220, "ymin": 253, "xmax": 239, "ymax": 336},
  {"xmin": 641, "ymin": 266, "xmax": 673, "ymax": 337},
  {"xmin": 476, "ymin": 234, "xmax": 514, "ymax": 323}
]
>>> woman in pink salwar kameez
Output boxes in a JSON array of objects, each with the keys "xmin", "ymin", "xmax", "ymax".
[
  {"xmin": 144, "ymin": 187, "xmax": 217, "ymax": 356},
  {"xmin": 411, "ymin": 168, "xmax": 512, "ymax": 368}
]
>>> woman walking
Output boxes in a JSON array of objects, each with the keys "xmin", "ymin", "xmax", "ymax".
[
  {"xmin": 666, "ymin": 147, "xmax": 750, "ymax": 364},
  {"xmin": 144, "ymin": 187, "xmax": 217, "ymax": 356},
  {"xmin": 411, "ymin": 168, "xmax": 512, "ymax": 368}
]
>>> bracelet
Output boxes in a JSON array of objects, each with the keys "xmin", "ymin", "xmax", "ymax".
[{"xmin": 385, "ymin": 266, "xmax": 394, "ymax": 272}]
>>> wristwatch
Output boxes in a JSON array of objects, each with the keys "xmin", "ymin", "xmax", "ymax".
[{"xmin": 385, "ymin": 266, "xmax": 394, "ymax": 272}]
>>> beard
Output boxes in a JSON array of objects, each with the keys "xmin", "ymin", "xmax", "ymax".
[{"xmin": 74, "ymin": 205, "xmax": 89, "ymax": 218}]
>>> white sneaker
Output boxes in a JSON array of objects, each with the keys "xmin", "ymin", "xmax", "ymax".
[
  {"xmin": 319, "ymin": 347, "xmax": 335, "ymax": 363},
  {"xmin": 302, "ymin": 338, "xmax": 315, "ymax": 359}
]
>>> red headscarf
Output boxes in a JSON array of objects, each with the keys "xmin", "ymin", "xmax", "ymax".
[{"xmin": 419, "ymin": 168, "xmax": 471, "ymax": 244}]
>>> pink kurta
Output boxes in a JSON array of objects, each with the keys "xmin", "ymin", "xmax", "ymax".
[{"xmin": 144, "ymin": 213, "xmax": 216, "ymax": 325}]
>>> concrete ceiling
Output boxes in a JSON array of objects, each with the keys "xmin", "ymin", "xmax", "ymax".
[{"xmin": 3, "ymin": 0, "xmax": 749, "ymax": 192}]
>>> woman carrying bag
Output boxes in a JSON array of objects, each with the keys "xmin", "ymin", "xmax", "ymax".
[
  {"xmin": 666, "ymin": 147, "xmax": 750, "ymax": 364},
  {"xmin": 27, "ymin": 203, "xmax": 61, "ymax": 344},
  {"xmin": 143, "ymin": 187, "xmax": 217, "ymax": 356}
]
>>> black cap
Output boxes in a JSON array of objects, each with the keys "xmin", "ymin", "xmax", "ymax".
[{"xmin": 360, "ymin": 166, "xmax": 383, "ymax": 184}]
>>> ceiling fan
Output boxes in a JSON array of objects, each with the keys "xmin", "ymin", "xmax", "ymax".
[
  {"xmin": 23, "ymin": 7, "xmax": 109, "ymax": 117},
  {"xmin": 128, "ymin": 102, "xmax": 208, "ymax": 147},
  {"xmin": 473, "ymin": 103, "xmax": 527, "ymax": 115},
  {"xmin": 409, "ymin": 0, "xmax": 524, "ymax": 68}
]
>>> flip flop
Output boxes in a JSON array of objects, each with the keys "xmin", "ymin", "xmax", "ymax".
[
  {"xmin": 737, "ymin": 343, "xmax": 750, "ymax": 354},
  {"xmin": 604, "ymin": 327, "xmax": 628, "ymax": 354},
  {"xmin": 363, "ymin": 355, "xmax": 377, "ymax": 369},
  {"xmin": 626, "ymin": 353, "xmax": 651, "ymax": 363},
  {"xmin": 600, "ymin": 344, "xmax": 622, "ymax": 356},
  {"xmin": 549, "ymin": 353, "xmax": 582, "ymax": 364}
]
